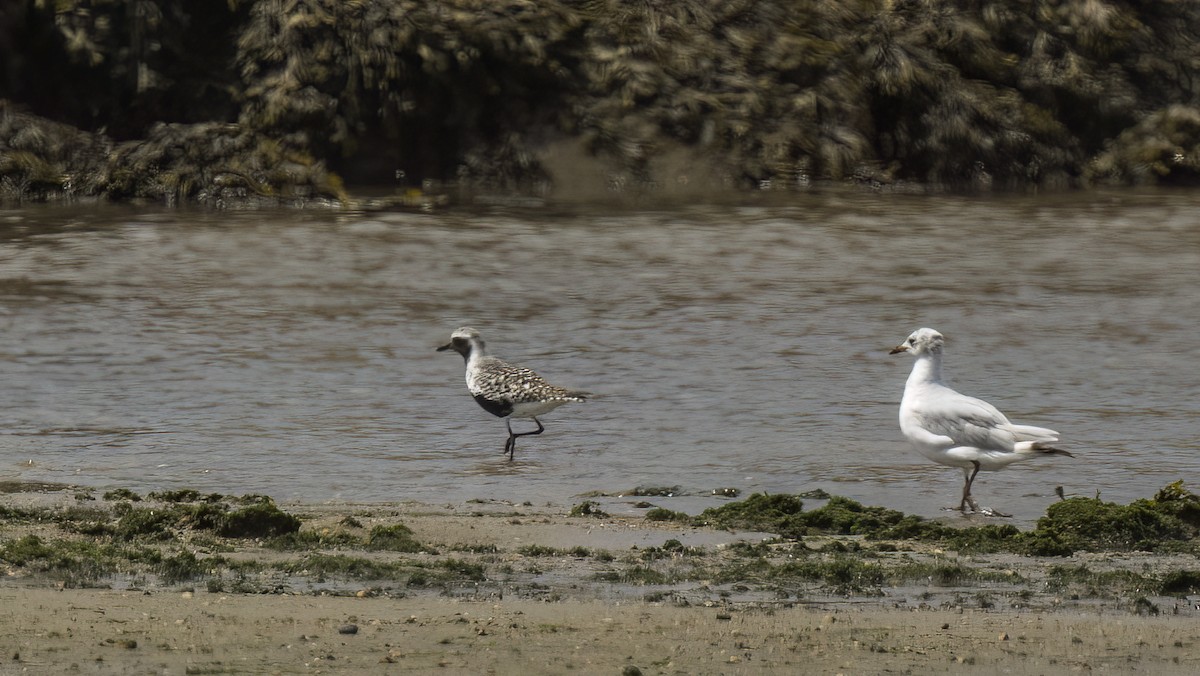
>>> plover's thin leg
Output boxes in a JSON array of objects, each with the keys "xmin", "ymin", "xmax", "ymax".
[
  {"xmin": 504, "ymin": 418, "xmax": 546, "ymax": 461},
  {"xmin": 504, "ymin": 422, "xmax": 515, "ymax": 458}
]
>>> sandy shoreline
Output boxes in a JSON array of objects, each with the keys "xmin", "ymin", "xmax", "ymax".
[
  {"xmin": 3, "ymin": 487, "xmax": 1200, "ymax": 674},
  {"xmin": 5, "ymin": 586, "xmax": 1199, "ymax": 675}
]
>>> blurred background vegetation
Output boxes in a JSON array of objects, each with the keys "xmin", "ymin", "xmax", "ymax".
[{"xmin": 2, "ymin": 0, "xmax": 1199, "ymax": 204}]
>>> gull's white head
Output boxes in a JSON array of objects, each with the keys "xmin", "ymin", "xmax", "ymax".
[{"xmin": 889, "ymin": 327, "xmax": 944, "ymax": 357}]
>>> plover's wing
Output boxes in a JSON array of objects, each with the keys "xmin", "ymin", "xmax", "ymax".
[{"xmin": 472, "ymin": 357, "xmax": 581, "ymax": 404}]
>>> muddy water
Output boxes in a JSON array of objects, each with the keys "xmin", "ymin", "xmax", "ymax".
[{"xmin": 1, "ymin": 190, "xmax": 1197, "ymax": 524}]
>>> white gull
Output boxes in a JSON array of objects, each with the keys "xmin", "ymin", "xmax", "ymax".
[{"xmin": 890, "ymin": 328, "xmax": 1072, "ymax": 515}]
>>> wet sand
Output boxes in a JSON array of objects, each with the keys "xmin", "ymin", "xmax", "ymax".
[
  {"xmin": 2, "ymin": 492, "xmax": 1200, "ymax": 674},
  {"xmin": 5, "ymin": 586, "xmax": 1199, "ymax": 674}
]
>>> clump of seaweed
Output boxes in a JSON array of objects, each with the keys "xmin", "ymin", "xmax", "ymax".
[
  {"xmin": 643, "ymin": 508, "xmax": 691, "ymax": 523},
  {"xmin": 696, "ymin": 483, "xmax": 1200, "ymax": 556},
  {"xmin": 0, "ymin": 535, "xmax": 159, "ymax": 587},
  {"xmin": 569, "ymin": 501, "xmax": 609, "ymax": 518},
  {"xmin": 709, "ymin": 556, "xmax": 1018, "ymax": 596},
  {"xmin": 84, "ymin": 494, "xmax": 301, "ymax": 541},
  {"xmin": 697, "ymin": 494, "xmax": 954, "ymax": 541},
  {"xmin": 1149, "ymin": 480, "xmax": 1200, "ymax": 527},
  {"xmin": 277, "ymin": 554, "xmax": 485, "ymax": 586},
  {"xmin": 365, "ymin": 524, "xmax": 425, "ymax": 553},
  {"xmin": 1045, "ymin": 564, "xmax": 1156, "ymax": 598},
  {"xmin": 1159, "ymin": 570, "xmax": 1200, "ymax": 595},
  {"xmin": 218, "ymin": 502, "xmax": 302, "ymax": 539},
  {"xmin": 697, "ymin": 493, "xmax": 806, "ymax": 535},
  {"xmin": 264, "ymin": 528, "xmax": 363, "ymax": 551},
  {"xmin": 1021, "ymin": 482, "xmax": 1200, "ymax": 555},
  {"xmin": 147, "ymin": 489, "xmax": 207, "ymax": 503},
  {"xmin": 157, "ymin": 549, "xmax": 209, "ymax": 584},
  {"xmin": 110, "ymin": 503, "xmax": 217, "ymax": 540},
  {"xmin": 785, "ymin": 496, "xmax": 944, "ymax": 539}
]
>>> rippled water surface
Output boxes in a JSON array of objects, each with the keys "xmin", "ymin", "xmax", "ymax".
[{"xmin": 2, "ymin": 191, "xmax": 1198, "ymax": 524}]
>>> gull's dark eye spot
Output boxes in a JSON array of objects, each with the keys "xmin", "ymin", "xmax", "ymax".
[{"xmin": 908, "ymin": 337, "xmax": 916, "ymax": 344}]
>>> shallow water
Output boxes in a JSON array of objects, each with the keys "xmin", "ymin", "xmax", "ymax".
[{"xmin": 1, "ymin": 190, "xmax": 1198, "ymax": 525}]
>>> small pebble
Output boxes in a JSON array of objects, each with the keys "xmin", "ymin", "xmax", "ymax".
[{"xmin": 338, "ymin": 624, "xmax": 359, "ymax": 635}]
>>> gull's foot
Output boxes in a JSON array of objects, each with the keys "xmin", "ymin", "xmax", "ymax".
[{"xmin": 944, "ymin": 505, "xmax": 1012, "ymax": 518}]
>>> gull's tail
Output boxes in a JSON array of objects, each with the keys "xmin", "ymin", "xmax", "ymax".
[
  {"xmin": 1008, "ymin": 422, "xmax": 1070, "ymax": 457},
  {"xmin": 1016, "ymin": 440, "xmax": 1073, "ymax": 458},
  {"xmin": 1008, "ymin": 424, "xmax": 1059, "ymax": 441}
]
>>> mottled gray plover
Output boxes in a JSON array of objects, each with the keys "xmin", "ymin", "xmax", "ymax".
[
  {"xmin": 438, "ymin": 327, "xmax": 588, "ymax": 461},
  {"xmin": 891, "ymin": 328, "xmax": 1072, "ymax": 516}
]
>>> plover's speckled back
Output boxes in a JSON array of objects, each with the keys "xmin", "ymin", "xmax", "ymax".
[{"xmin": 438, "ymin": 327, "xmax": 588, "ymax": 460}]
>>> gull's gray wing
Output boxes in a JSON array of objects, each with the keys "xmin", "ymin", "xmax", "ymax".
[{"xmin": 913, "ymin": 390, "xmax": 1023, "ymax": 452}]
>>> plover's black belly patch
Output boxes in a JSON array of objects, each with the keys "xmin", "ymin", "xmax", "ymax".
[{"xmin": 473, "ymin": 394, "xmax": 513, "ymax": 418}]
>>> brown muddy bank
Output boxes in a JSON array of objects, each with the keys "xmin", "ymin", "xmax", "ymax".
[
  {"xmin": 3, "ymin": 1, "xmax": 1200, "ymax": 207},
  {"xmin": 4, "ymin": 587, "xmax": 1200, "ymax": 674},
  {"xmin": 3, "ymin": 482, "xmax": 1200, "ymax": 673},
  {"xmin": 3, "ymin": 481, "xmax": 1200, "ymax": 609}
]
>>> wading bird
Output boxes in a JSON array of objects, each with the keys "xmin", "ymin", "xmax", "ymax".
[
  {"xmin": 438, "ymin": 327, "xmax": 587, "ymax": 461},
  {"xmin": 890, "ymin": 328, "xmax": 1072, "ymax": 516}
]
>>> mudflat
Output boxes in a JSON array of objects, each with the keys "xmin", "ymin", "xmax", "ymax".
[
  {"xmin": 2, "ymin": 486, "xmax": 1198, "ymax": 674},
  {"xmin": 5, "ymin": 587, "xmax": 1198, "ymax": 674}
]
